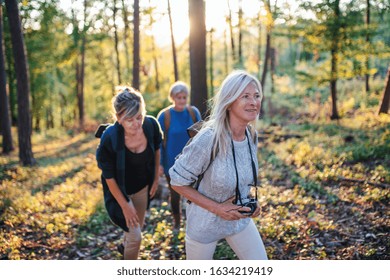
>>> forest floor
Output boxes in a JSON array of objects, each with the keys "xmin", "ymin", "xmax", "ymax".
[{"xmin": 0, "ymin": 110, "xmax": 389, "ymax": 260}]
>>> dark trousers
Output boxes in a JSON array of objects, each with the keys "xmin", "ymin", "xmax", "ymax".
[{"xmin": 165, "ymin": 175, "xmax": 181, "ymax": 215}]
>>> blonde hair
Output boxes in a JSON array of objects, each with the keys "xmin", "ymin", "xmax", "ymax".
[
  {"xmin": 168, "ymin": 81, "xmax": 189, "ymax": 103},
  {"xmin": 203, "ymin": 70, "xmax": 263, "ymax": 156},
  {"xmin": 112, "ymin": 86, "xmax": 146, "ymax": 121}
]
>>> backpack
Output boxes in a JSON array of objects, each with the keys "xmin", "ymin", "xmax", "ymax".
[{"xmin": 162, "ymin": 105, "xmax": 197, "ymax": 148}]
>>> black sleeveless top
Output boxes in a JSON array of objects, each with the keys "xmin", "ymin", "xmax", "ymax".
[{"xmin": 124, "ymin": 144, "xmax": 153, "ymax": 195}]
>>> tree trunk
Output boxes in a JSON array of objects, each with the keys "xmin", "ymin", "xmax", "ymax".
[
  {"xmin": 261, "ymin": 32, "xmax": 271, "ymax": 90},
  {"xmin": 5, "ymin": 0, "xmax": 35, "ymax": 165},
  {"xmin": 209, "ymin": 28, "xmax": 214, "ymax": 97},
  {"xmin": 148, "ymin": 1, "xmax": 160, "ymax": 91},
  {"xmin": 238, "ymin": 0, "xmax": 243, "ymax": 66},
  {"xmin": 227, "ymin": 0, "xmax": 236, "ymax": 63},
  {"xmin": 121, "ymin": 0, "xmax": 131, "ymax": 82},
  {"xmin": 77, "ymin": 0, "xmax": 87, "ymax": 128},
  {"xmin": 132, "ymin": 0, "xmax": 140, "ymax": 90},
  {"xmin": 151, "ymin": 36, "xmax": 160, "ymax": 91},
  {"xmin": 378, "ymin": 66, "xmax": 390, "ymax": 114},
  {"xmin": 113, "ymin": 0, "xmax": 122, "ymax": 84},
  {"xmin": 189, "ymin": 0, "xmax": 208, "ymax": 117},
  {"xmin": 330, "ymin": 0, "xmax": 340, "ymax": 120},
  {"xmin": 257, "ymin": 11, "xmax": 262, "ymax": 79},
  {"xmin": 168, "ymin": 0, "xmax": 179, "ymax": 81},
  {"xmin": 0, "ymin": 5, "xmax": 14, "ymax": 154},
  {"xmin": 365, "ymin": 0, "xmax": 370, "ymax": 93},
  {"xmin": 4, "ymin": 18, "xmax": 16, "ymax": 125},
  {"xmin": 223, "ymin": 29, "xmax": 228, "ymax": 75}
]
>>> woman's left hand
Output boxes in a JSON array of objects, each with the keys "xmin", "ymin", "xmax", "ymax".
[
  {"xmin": 250, "ymin": 201, "xmax": 261, "ymax": 218},
  {"xmin": 149, "ymin": 180, "xmax": 159, "ymax": 199}
]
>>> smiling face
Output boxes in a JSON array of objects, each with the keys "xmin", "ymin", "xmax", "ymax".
[
  {"xmin": 228, "ymin": 82, "xmax": 261, "ymax": 126},
  {"xmin": 172, "ymin": 92, "xmax": 188, "ymax": 111},
  {"xmin": 118, "ymin": 111, "xmax": 144, "ymax": 135}
]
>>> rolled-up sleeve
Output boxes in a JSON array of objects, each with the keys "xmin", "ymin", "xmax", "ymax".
[
  {"xmin": 96, "ymin": 137, "xmax": 116, "ymax": 179},
  {"xmin": 169, "ymin": 128, "xmax": 213, "ymax": 186}
]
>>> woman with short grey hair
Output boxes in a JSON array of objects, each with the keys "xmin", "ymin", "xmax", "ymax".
[{"xmin": 157, "ymin": 81, "xmax": 202, "ymax": 231}]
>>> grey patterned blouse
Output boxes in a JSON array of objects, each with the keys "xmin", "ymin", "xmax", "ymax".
[{"xmin": 169, "ymin": 127, "xmax": 259, "ymax": 244}]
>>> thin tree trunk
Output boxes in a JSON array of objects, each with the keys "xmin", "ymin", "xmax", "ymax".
[
  {"xmin": 238, "ymin": 0, "xmax": 243, "ymax": 66},
  {"xmin": 261, "ymin": 32, "xmax": 271, "ymax": 89},
  {"xmin": 121, "ymin": 0, "xmax": 131, "ymax": 82},
  {"xmin": 378, "ymin": 66, "xmax": 390, "ymax": 114},
  {"xmin": 257, "ymin": 10, "xmax": 262, "ymax": 79},
  {"xmin": 189, "ymin": 0, "xmax": 208, "ymax": 117},
  {"xmin": 113, "ymin": 0, "xmax": 122, "ymax": 84},
  {"xmin": 0, "ymin": 5, "xmax": 14, "ymax": 153},
  {"xmin": 151, "ymin": 37, "xmax": 160, "ymax": 91},
  {"xmin": 4, "ymin": 20, "xmax": 16, "ymax": 125},
  {"xmin": 223, "ymin": 29, "xmax": 228, "ymax": 75},
  {"xmin": 227, "ymin": 0, "xmax": 236, "ymax": 63},
  {"xmin": 147, "ymin": 0, "xmax": 159, "ymax": 91},
  {"xmin": 132, "ymin": 0, "xmax": 140, "ymax": 89},
  {"xmin": 330, "ymin": 0, "xmax": 340, "ymax": 120},
  {"xmin": 77, "ymin": 0, "xmax": 87, "ymax": 128},
  {"xmin": 209, "ymin": 28, "xmax": 214, "ymax": 97},
  {"xmin": 365, "ymin": 0, "xmax": 370, "ymax": 93},
  {"xmin": 270, "ymin": 47, "xmax": 275, "ymax": 95},
  {"xmin": 168, "ymin": 0, "xmax": 179, "ymax": 81},
  {"xmin": 261, "ymin": 0, "xmax": 272, "ymax": 90},
  {"xmin": 5, "ymin": 0, "xmax": 35, "ymax": 165}
]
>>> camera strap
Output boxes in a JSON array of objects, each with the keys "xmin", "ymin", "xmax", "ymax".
[{"xmin": 231, "ymin": 129, "xmax": 258, "ymax": 205}]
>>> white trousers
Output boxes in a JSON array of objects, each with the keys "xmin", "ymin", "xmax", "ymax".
[{"xmin": 185, "ymin": 220, "xmax": 268, "ymax": 260}]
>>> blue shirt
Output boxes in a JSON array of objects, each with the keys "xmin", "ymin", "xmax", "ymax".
[{"xmin": 157, "ymin": 106, "xmax": 201, "ymax": 175}]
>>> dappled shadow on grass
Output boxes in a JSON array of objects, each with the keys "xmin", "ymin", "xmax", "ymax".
[
  {"xmin": 31, "ymin": 166, "xmax": 84, "ymax": 195},
  {"xmin": 0, "ymin": 134, "xmax": 102, "ymax": 260},
  {"xmin": 35, "ymin": 136, "xmax": 99, "ymax": 167},
  {"xmin": 256, "ymin": 122, "xmax": 389, "ymax": 260}
]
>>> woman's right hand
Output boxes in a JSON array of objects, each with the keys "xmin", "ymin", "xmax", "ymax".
[
  {"xmin": 215, "ymin": 196, "xmax": 251, "ymax": 221},
  {"xmin": 122, "ymin": 201, "xmax": 139, "ymax": 228}
]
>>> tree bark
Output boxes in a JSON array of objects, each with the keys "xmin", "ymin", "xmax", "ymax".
[
  {"xmin": 227, "ymin": 0, "xmax": 236, "ymax": 63},
  {"xmin": 330, "ymin": 0, "xmax": 340, "ymax": 120},
  {"xmin": 113, "ymin": 0, "xmax": 122, "ymax": 84},
  {"xmin": 238, "ymin": 0, "xmax": 243, "ymax": 66},
  {"xmin": 209, "ymin": 28, "xmax": 214, "ymax": 97},
  {"xmin": 132, "ymin": 0, "xmax": 140, "ymax": 90},
  {"xmin": 168, "ymin": 0, "xmax": 179, "ymax": 81},
  {"xmin": 223, "ymin": 29, "xmax": 228, "ymax": 75},
  {"xmin": 0, "ymin": 5, "xmax": 14, "ymax": 154},
  {"xmin": 5, "ymin": 0, "xmax": 35, "ymax": 165},
  {"xmin": 365, "ymin": 0, "xmax": 370, "ymax": 93},
  {"xmin": 378, "ymin": 66, "xmax": 390, "ymax": 114},
  {"xmin": 121, "ymin": 0, "xmax": 131, "ymax": 82},
  {"xmin": 189, "ymin": 0, "xmax": 208, "ymax": 117},
  {"xmin": 257, "ymin": 10, "xmax": 262, "ymax": 79},
  {"xmin": 261, "ymin": 32, "xmax": 271, "ymax": 90}
]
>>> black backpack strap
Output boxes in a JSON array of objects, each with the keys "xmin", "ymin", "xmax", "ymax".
[{"xmin": 95, "ymin": 123, "xmax": 111, "ymax": 138}]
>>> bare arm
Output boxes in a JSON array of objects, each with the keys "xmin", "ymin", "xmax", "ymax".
[
  {"xmin": 150, "ymin": 149, "xmax": 161, "ymax": 198},
  {"xmin": 171, "ymin": 185, "xmax": 251, "ymax": 221},
  {"xmin": 105, "ymin": 178, "xmax": 139, "ymax": 228}
]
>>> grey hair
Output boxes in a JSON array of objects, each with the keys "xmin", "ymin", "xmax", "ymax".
[
  {"xmin": 112, "ymin": 86, "xmax": 146, "ymax": 121},
  {"xmin": 168, "ymin": 81, "xmax": 189, "ymax": 102},
  {"xmin": 203, "ymin": 70, "xmax": 263, "ymax": 157}
]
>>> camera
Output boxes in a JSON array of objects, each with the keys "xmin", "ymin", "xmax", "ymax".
[{"xmin": 236, "ymin": 198, "xmax": 257, "ymax": 215}]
